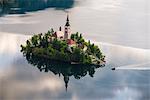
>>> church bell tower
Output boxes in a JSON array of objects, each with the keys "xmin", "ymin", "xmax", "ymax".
[{"xmin": 64, "ymin": 14, "xmax": 71, "ymax": 40}]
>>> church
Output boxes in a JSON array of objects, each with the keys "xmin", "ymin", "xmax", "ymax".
[
  {"xmin": 52, "ymin": 15, "xmax": 76, "ymax": 46},
  {"xmin": 53, "ymin": 15, "xmax": 71, "ymax": 40}
]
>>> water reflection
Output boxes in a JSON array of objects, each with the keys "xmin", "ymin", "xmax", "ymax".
[
  {"xmin": 0, "ymin": 33, "xmax": 149, "ymax": 99},
  {"xmin": 0, "ymin": 0, "xmax": 150, "ymax": 99},
  {"xmin": 0, "ymin": 0, "xmax": 74, "ymax": 16},
  {"xmin": 25, "ymin": 54, "xmax": 105, "ymax": 91}
]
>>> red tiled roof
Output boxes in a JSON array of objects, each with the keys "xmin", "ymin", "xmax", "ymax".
[{"xmin": 67, "ymin": 39, "xmax": 76, "ymax": 45}]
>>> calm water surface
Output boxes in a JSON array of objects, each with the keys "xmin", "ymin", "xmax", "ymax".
[{"xmin": 0, "ymin": 0, "xmax": 150, "ymax": 100}]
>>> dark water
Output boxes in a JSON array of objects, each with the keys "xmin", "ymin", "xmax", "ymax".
[
  {"xmin": 0, "ymin": 0, "xmax": 150, "ymax": 100},
  {"xmin": 0, "ymin": 0, "xmax": 74, "ymax": 16}
]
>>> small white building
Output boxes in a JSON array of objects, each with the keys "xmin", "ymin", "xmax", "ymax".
[{"xmin": 56, "ymin": 31, "xmax": 64, "ymax": 40}]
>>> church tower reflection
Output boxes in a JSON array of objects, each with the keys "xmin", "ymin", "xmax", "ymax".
[
  {"xmin": 64, "ymin": 75, "xmax": 69, "ymax": 91},
  {"xmin": 25, "ymin": 54, "xmax": 105, "ymax": 91}
]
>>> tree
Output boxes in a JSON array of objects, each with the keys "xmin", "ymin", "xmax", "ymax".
[
  {"xmin": 71, "ymin": 34, "xmax": 75, "ymax": 40},
  {"xmin": 50, "ymin": 28, "xmax": 54, "ymax": 34},
  {"xmin": 26, "ymin": 40, "xmax": 31, "ymax": 46},
  {"xmin": 71, "ymin": 48, "xmax": 81, "ymax": 62},
  {"xmin": 47, "ymin": 30, "xmax": 51, "ymax": 36},
  {"xmin": 31, "ymin": 35, "xmax": 38, "ymax": 47}
]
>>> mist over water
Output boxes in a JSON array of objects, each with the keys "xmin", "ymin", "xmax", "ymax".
[{"xmin": 0, "ymin": 0, "xmax": 150, "ymax": 100}]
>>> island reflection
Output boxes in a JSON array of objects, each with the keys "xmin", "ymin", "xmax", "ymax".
[{"xmin": 25, "ymin": 54, "xmax": 105, "ymax": 91}]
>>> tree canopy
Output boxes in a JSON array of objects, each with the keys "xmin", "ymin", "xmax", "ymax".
[{"xmin": 21, "ymin": 28, "xmax": 105, "ymax": 65}]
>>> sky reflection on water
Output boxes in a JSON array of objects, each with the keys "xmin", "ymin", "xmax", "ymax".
[
  {"xmin": 0, "ymin": 33, "xmax": 149, "ymax": 100},
  {"xmin": 0, "ymin": 0, "xmax": 149, "ymax": 49},
  {"xmin": 0, "ymin": 0, "xmax": 150, "ymax": 100}
]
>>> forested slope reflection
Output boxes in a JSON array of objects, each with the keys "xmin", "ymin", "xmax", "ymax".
[
  {"xmin": 0, "ymin": 0, "xmax": 74, "ymax": 16},
  {"xmin": 25, "ymin": 54, "xmax": 105, "ymax": 91}
]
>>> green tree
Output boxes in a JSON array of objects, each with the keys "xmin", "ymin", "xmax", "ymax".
[
  {"xmin": 71, "ymin": 48, "xmax": 81, "ymax": 62},
  {"xmin": 31, "ymin": 35, "xmax": 38, "ymax": 47}
]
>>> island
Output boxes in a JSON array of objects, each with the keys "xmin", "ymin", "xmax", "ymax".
[{"xmin": 21, "ymin": 15, "xmax": 105, "ymax": 65}]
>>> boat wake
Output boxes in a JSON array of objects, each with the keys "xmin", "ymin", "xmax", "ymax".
[
  {"xmin": 113, "ymin": 62, "xmax": 150, "ymax": 70},
  {"xmin": 91, "ymin": 41, "xmax": 150, "ymax": 71}
]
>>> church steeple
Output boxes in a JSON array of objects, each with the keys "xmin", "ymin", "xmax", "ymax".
[
  {"xmin": 64, "ymin": 14, "xmax": 71, "ymax": 40},
  {"xmin": 67, "ymin": 14, "xmax": 69, "ymax": 21},
  {"xmin": 64, "ymin": 75, "xmax": 69, "ymax": 92},
  {"xmin": 65, "ymin": 14, "xmax": 70, "ymax": 26}
]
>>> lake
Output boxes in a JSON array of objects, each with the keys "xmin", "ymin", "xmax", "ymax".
[{"xmin": 0, "ymin": 0, "xmax": 150, "ymax": 100}]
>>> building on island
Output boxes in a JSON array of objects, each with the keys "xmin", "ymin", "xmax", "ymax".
[
  {"xmin": 55, "ymin": 28, "xmax": 64, "ymax": 40},
  {"xmin": 50, "ymin": 15, "xmax": 88, "ymax": 53},
  {"xmin": 64, "ymin": 15, "xmax": 71, "ymax": 40},
  {"xmin": 52, "ymin": 14, "xmax": 76, "ymax": 46},
  {"xmin": 67, "ymin": 39, "xmax": 76, "ymax": 47}
]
